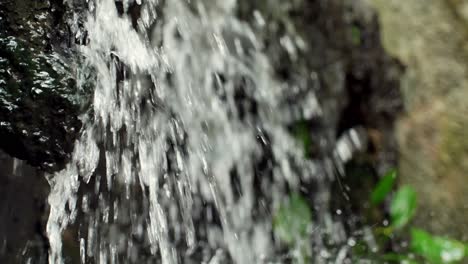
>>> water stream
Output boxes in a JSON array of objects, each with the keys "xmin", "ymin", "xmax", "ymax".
[{"xmin": 46, "ymin": 0, "xmax": 363, "ymax": 263}]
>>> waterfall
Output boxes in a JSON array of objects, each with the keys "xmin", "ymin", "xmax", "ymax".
[{"xmin": 46, "ymin": 0, "xmax": 357, "ymax": 262}]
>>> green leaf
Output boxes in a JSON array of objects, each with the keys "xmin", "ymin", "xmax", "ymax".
[
  {"xmin": 411, "ymin": 228, "xmax": 467, "ymax": 263},
  {"xmin": 371, "ymin": 169, "xmax": 397, "ymax": 205},
  {"xmin": 390, "ymin": 185, "xmax": 417, "ymax": 229},
  {"xmin": 273, "ymin": 192, "xmax": 312, "ymax": 246}
]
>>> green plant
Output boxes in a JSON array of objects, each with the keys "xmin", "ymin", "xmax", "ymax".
[
  {"xmin": 371, "ymin": 169, "xmax": 397, "ymax": 205},
  {"xmin": 367, "ymin": 170, "xmax": 468, "ymax": 263},
  {"xmin": 411, "ymin": 228, "xmax": 467, "ymax": 264},
  {"xmin": 390, "ymin": 185, "xmax": 417, "ymax": 230},
  {"xmin": 271, "ymin": 170, "xmax": 468, "ymax": 263}
]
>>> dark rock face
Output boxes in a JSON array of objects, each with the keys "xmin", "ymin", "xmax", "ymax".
[
  {"xmin": 0, "ymin": 0, "xmax": 82, "ymax": 172},
  {"xmin": 0, "ymin": 150, "xmax": 49, "ymax": 264},
  {"xmin": 0, "ymin": 0, "xmax": 83, "ymax": 262}
]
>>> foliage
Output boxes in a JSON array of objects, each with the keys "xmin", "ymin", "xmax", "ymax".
[
  {"xmin": 411, "ymin": 228, "xmax": 467, "ymax": 264},
  {"xmin": 390, "ymin": 185, "xmax": 417, "ymax": 229},
  {"xmin": 367, "ymin": 171, "xmax": 468, "ymax": 263},
  {"xmin": 272, "ymin": 169, "xmax": 468, "ymax": 263},
  {"xmin": 371, "ymin": 169, "xmax": 397, "ymax": 205}
]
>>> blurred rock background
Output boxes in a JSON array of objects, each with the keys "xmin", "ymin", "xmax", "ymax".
[{"xmin": 368, "ymin": 0, "xmax": 468, "ymax": 240}]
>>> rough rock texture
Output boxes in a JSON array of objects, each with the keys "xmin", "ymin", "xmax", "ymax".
[
  {"xmin": 0, "ymin": 0, "xmax": 83, "ymax": 172},
  {"xmin": 0, "ymin": 0, "xmax": 84, "ymax": 262},
  {"xmin": 368, "ymin": 0, "xmax": 468, "ymax": 240}
]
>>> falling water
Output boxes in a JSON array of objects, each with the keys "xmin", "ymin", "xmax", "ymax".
[{"xmin": 46, "ymin": 0, "xmax": 363, "ymax": 263}]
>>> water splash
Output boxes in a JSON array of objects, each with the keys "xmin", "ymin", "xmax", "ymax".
[{"xmin": 46, "ymin": 0, "xmax": 357, "ymax": 263}]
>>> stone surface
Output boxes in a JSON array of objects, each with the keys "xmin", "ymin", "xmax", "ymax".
[
  {"xmin": 0, "ymin": 0, "xmax": 84, "ymax": 172},
  {"xmin": 0, "ymin": 1, "xmax": 84, "ymax": 262},
  {"xmin": 368, "ymin": 0, "xmax": 468, "ymax": 239}
]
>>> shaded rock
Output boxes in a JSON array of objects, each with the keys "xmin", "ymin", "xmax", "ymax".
[
  {"xmin": 0, "ymin": 150, "xmax": 49, "ymax": 264},
  {"xmin": 0, "ymin": 0, "xmax": 84, "ymax": 171},
  {"xmin": 0, "ymin": 1, "xmax": 85, "ymax": 262}
]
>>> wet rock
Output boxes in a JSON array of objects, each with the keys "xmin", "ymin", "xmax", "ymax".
[
  {"xmin": 0, "ymin": 0, "xmax": 83, "ymax": 171},
  {"xmin": 0, "ymin": 1, "xmax": 84, "ymax": 262},
  {"xmin": 0, "ymin": 0, "xmax": 404, "ymax": 261}
]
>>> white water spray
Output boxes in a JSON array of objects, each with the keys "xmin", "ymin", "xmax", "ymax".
[{"xmin": 46, "ymin": 0, "xmax": 352, "ymax": 263}]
